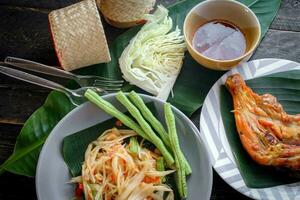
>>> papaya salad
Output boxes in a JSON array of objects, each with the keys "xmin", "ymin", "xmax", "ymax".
[
  {"xmin": 72, "ymin": 128, "xmax": 175, "ymax": 200},
  {"xmin": 70, "ymin": 90, "xmax": 192, "ymax": 200}
]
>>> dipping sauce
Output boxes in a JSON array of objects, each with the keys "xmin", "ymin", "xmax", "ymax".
[{"xmin": 192, "ymin": 20, "xmax": 246, "ymax": 60}]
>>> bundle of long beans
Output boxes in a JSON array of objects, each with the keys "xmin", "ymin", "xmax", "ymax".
[{"xmin": 84, "ymin": 90, "xmax": 192, "ymax": 198}]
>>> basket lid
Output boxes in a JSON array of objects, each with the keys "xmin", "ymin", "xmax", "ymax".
[
  {"xmin": 100, "ymin": 0, "xmax": 156, "ymax": 28},
  {"xmin": 49, "ymin": 0, "xmax": 111, "ymax": 71}
]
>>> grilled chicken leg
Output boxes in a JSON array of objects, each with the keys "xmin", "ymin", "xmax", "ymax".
[{"xmin": 226, "ymin": 74, "xmax": 300, "ymax": 170}]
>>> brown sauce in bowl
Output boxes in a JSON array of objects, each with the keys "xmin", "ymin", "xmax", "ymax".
[{"xmin": 192, "ymin": 20, "xmax": 246, "ymax": 60}]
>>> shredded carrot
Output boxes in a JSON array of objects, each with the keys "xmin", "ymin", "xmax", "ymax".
[
  {"xmin": 110, "ymin": 174, "xmax": 116, "ymax": 183},
  {"xmin": 143, "ymin": 176, "xmax": 161, "ymax": 184}
]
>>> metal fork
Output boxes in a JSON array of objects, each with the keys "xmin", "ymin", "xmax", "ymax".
[
  {"xmin": 0, "ymin": 65, "xmax": 106, "ymax": 106},
  {"xmin": 4, "ymin": 56, "xmax": 123, "ymax": 91}
]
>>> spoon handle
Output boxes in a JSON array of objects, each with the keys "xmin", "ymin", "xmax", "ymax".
[
  {"xmin": 0, "ymin": 65, "xmax": 68, "ymax": 92},
  {"xmin": 4, "ymin": 56, "xmax": 77, "ymax": 80}
]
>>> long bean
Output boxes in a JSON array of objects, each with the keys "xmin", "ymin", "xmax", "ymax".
[
  {"xmin": 156, "ymin": 157, "xmax": 166, "ymax": 182},
  {"xmin": 164, "ymin": 103, "xmax": 190, "ymax": 197},
  {"xmin": 116, "ymin": 91, "xmax": 174, "ymax": 166},
  {"xmin": 164, "ymin": 103, "xmax": 192, "ymax": 175},
  {"xmin": 174, "ymin": 154, "xmax": 187, "ymax": 198},
  {"xmin": 156, "ymin": 157, "xmax": 165, "ymax": 171},
  {"xmin": 128, "ymin": 91, "xmax": 171, "ymax": 147},
  {"xmin": 84, "ymin": 89, "xmax": 150, "ymax": 141},
  {"xmin": 129, "ymin": 137, "xmax": 139, "ymax": 155}
]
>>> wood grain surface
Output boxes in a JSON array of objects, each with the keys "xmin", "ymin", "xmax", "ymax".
[{"xmin": 0, "ymin": 0, "xmax": 299, "ymax": 199}]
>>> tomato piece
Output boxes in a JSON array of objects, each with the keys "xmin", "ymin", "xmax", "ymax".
[{"xmin": 115, "ymin": 120, "xmax": 123, "ymax": 127}]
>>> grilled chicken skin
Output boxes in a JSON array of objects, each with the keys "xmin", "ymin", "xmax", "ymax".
[{"xmin": 225, "ymin": 74, "xmax": 300, "ymax": 170}]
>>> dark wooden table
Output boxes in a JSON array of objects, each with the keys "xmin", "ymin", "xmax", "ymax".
[{"xmin": 0, "ymin": 0, "xmax": 299, "ymax": 199}]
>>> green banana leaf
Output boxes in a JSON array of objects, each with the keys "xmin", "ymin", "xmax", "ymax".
[
  {"xmin": 63, "ymin": 115, "xmax": 118, "ymax": 177},
  {"xmin": 220, "ymin": 70, "xmax": 300, "ymax": 188},
  {"xmin": 0, "ymin": 0, "xmax": 281, "ymax": 177},
  {"xmin": 0, "ymin": 91, "xmax": 75, "ymax": 176}
]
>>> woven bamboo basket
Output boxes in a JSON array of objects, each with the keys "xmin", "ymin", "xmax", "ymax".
[
  {"xmin": 49, "ymin": 0, "xmax": 111, "ymax": 71},
  {"xmin": 100, "ymin": 0, "xmax": 156, "ymax": 28}
]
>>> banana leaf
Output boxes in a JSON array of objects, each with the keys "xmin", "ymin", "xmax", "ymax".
[
  {"xmin": 63, "ymin": 115, "xmax": 119, "ymax": 177},
  {"xmin": 220, "ymin": 70, "xmax": 300, "ymax": 188},
  {"xmin": 0, "ymin": 91, "xmax": 75, "ymax": 176},
  {"xmin": 0, "ymin": 0, "xmax": 281, "ymax": 177}
]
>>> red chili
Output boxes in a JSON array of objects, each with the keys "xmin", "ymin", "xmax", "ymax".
[{"xmin": 75, "ymin": 183, "xmax": 84, "ymax": 197}]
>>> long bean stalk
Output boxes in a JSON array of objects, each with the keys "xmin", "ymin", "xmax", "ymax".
[
  {"xmin": 129, "ymin": 137, "xmax": 139, "ymax": 155},
  {"xmin": 164, "ymin": 103, "xmax": 192, "ymax": 175},
  {"xmin": 156, "ymin": 157, "xmax": 166, "ymax": 182},
  {"xmin": 164, "ymin": 103, "xmax": 191, "ymax": 198},
  {"xmin": 84, "ymin": 89, "xmax": 150, "ymax": 141},
  {"xmin": 116, "ymin": 91, "xmax": 174, "ymax": 166},
  {"xmin": 156, "ymin": 157, "xmax": 165, "ymax": 172},
  {"xmin": 128, "ymin": 91, "xmax": 171, "ymax": 147},
  {"xmin": 174, "ymin": 154, "xmax": 187, "ymax": 198}
]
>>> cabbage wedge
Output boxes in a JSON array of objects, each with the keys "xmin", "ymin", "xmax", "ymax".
[{"xmin": 119, "ymin": 5, "xmax": 186, "ymax": 100}]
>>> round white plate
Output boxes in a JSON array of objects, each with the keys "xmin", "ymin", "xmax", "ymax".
[
  {"xmin": 36, "ymin": 93, "xmax": 212, "ymax": 200},
  {"xmin": 200, "ymin": 59, "xmax": 300, "ymax": 200}
]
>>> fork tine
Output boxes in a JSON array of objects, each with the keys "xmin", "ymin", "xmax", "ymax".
[
  {"xmin": 99, "ymin": 86, "xmax": 122, "ymax": 92},
  {"xmin": 94, "ymin": 79, "xmax": 124, "ymax": 84},
  {"xmin": 93, "ymin": 83, "xmax": 123, "ymax": 88},
  {"xmin": 105, "ymin": 89, "xmax": 122, "ymax": 92},
  {"xmin": 93, "ymin": 82, "xmax": 123, "ymax": 88}
]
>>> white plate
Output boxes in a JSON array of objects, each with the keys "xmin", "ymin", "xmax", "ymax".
[
  {"xmin": 36, "ymin": 93, "xmax": 213, "ymax": 200},
  {"xmin": 199, "ymin": 58, "xmax": 300, "ymax": 200}
]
